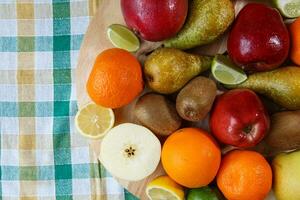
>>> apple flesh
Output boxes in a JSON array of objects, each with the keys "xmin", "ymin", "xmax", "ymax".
[
  {"xmin": 227, "ymin": 3, "xmax": 290, "ymax": 72},
  {"xmin": 121, "ymin": 0, "xmax": 188, "ymax": 42},
  {"xmin": 210, "ymin": 89, "xmax": 270, "ymax": 148}
]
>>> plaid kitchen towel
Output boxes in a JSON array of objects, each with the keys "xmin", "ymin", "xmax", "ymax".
[{"xmin": 0, "ymin": 0, "xmax": 138, "ymax": 199}]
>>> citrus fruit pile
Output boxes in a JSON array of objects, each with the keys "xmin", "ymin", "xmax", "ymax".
[{"xmin": 75, "ymin": 1, "xmax": 300, "ymax": 199}]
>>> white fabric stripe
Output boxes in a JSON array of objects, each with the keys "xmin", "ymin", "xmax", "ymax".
[
  {"xmin": 1, "ymin": 181, "xmax": 20, "ymax": 197},
  {"xmin": 0, "ymin": 52, "xmax": 17, "ymax": 70},
  {"xmin": 102, "ymin": 178, "xmax": 125, "ymax": 195}
]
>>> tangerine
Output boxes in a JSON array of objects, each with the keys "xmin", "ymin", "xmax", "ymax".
[
  {"xmin": 161, "ymin": 128, "xmax": 221, "ymax": 188},
  {"xmin": 87, "ymin": 48, "xmax": 143, "ymax": 108},
  {"xmin": 217, "ymin": 150, "xmax": 272, "ymax": 200}
]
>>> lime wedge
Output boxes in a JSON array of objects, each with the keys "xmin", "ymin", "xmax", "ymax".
[
  {"xmin": 211, "ymin": 55, "xmax": 247, "ymax": 85},
  {"xmin": 107, "ymin": 24, "xmax": 140, "ymax": 52},
  {"xmin": 274, "ymin": 0, "xmax": 300, "ymax": 18}
]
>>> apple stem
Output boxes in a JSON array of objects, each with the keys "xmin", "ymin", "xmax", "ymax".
[{"xmin": 243, "ymin": 125, "xmax": 253, "ymax": 134}]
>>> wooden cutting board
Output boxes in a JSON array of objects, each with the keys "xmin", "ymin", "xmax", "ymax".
[{"xmin": 76, "ymin": 0, "xmax": 276, "ymax": 199}]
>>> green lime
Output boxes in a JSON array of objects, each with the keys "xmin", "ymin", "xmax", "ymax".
[
  {"xmin": 211, "ymin": 54, "xmax": 247, "ymax": 85},
  {"xmin": 273, "ymin": 0, "xmax": 300, "ymax": 18},
  {"xmin": 187, "ymin": 187, "xmax": 219, "ymax": 200},
  {"xmin": 107, "ymin": 24, "xmax": 140, "ymax": 52}
]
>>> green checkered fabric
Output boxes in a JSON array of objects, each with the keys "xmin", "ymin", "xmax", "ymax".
[{"xmin": 0, "ymin": 1, "xmax": 138, "ymax": 199}]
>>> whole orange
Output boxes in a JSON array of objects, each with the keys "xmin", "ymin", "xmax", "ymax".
[
  {"xmin": 217, "ymin": 150, "xmax": 272, "ymax": 200},
  {"xmin": 87, "ymin": 48, "xmax": 143, "ymax": 108},
  {"xmin": 161, "ymin": 128, "xmax": 221, "ymax": 188}
]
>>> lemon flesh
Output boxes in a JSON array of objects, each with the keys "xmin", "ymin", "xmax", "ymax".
[
  {"xmin": 75, "ymin": 103, "xmax": 114, "ymax": 139},
  {"xmin": 147, "ymin": 188, "xmax": 180, "ymax": 200},
  {"xmin": 146, "ymin": 176, "xmax": 184, "ymax": 200}
]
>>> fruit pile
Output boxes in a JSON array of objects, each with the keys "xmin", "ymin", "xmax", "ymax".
[{"xmin": 75, "ymin": 1, "xmax": 300, "ymax": 200}]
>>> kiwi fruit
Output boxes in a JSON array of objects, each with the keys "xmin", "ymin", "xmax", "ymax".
[
  {"xmin": 265, "ymin": 110, "xmax": 300, "ymax": 151},
  {"xmin": 134, "ymin": 93, "xmax": 182, "ymax": 136},
  {"xmin": 176, "ymin": 76, "xmax": 217, "ymax": 121}
]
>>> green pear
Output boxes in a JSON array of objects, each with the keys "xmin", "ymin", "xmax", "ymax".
[
  {"xmin": 164, "ymin": 0, "xmax": 235, "ymax": 50},
  {"xmin": 227, "ymin": 67, "xmax": 300, "ymax": 110},
  {"xmin": 144, "ymin": 48, "xmax": 211, "ymax": 94},
  {"xmin": 273, "ymin": 150, "xmax": 300, "ymax": 200}
]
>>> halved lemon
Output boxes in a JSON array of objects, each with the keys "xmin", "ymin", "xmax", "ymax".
[
  {"xmin": 146, "ymin": 176, "xmax": 185, "ymax": 200},
  {"xmin": 75, "ymin": 103, "xmax": 114, "ymax": 139}
]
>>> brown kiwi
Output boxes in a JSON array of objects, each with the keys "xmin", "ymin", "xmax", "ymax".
[
  {"xmin": 134, "ymin": 93, "xmax": 182, "ymax": 136},
  {"xmin": 176, "ymin": 76, "xmax": 217, "ymax": 121},
  {"xmin": 265, "ymin": 110, "xmax": 300, "ymax": 151}
]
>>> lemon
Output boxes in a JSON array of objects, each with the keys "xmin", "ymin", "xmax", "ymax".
[
  {"xmin": 75, "ymin": 103, "xmax": 114, "ymax": 139},
  {"xmin": 107, "ymin": 24, "xmax": 140, "ymax": 52},
  {"xmin": 146, "ymin": 176, "xmax": 184, "ymax": 200},
  {"xmin": 211, "ymin": 54, "xmax": 247, "ymax": 85},
  {"xmin": 273, "ymin": 0, "xmax": 300, "ymax": 18}
]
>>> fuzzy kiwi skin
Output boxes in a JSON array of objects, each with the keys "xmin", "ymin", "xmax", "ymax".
[
  {"xmin": 176, "ymin": 76, "xmax": 217, "ymax": 121},
  {"xmin": 265, "ymin": 110, "xmax": 300, "ymax": 151},
  {"xmin": 134, "ymin": 93, "xmax": 182, "ymax": 136}
]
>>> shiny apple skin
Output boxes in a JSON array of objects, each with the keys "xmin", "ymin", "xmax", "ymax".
[
  {"xmin": 121, "ymin": 0, "xmax": 188, "ymax": 42},
  {"xmin": 210, "ymin": 89, "xmax": 270, "ymax": 148},
  {"xmin": 227, "ymin": 3, "xmax": 290, "ymax": 72}
]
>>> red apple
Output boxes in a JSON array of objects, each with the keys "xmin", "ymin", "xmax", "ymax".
[
  {"xmin": 210, "ymin": 89, "xmax": 270, "ymax": 148},
  {"xmin": 121, "ymin": 0, "xmax": 188, "ymax": 42},
  {"xmin": 227, "ymin": 3, "xmax": 290, "ymax": 72}
]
